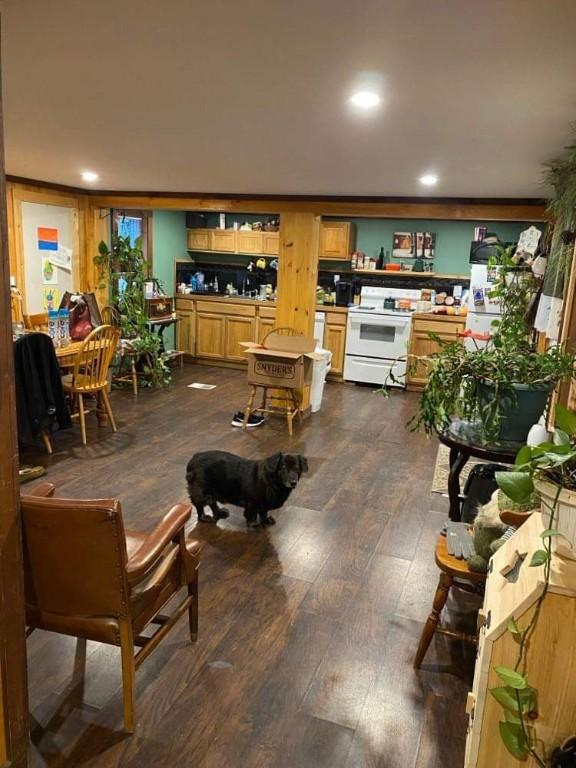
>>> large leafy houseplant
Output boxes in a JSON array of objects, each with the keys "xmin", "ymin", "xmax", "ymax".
[
  {"xmin": 488, "ymin": 404, "xmax": 576, "ymax": 765},
  {"xmin": 400, "ymin": 248, "xmax": 574, "ymax": 444},
  {"xmin": 94, "ymin": 234, "xmax": 171, "ymax": 387}
]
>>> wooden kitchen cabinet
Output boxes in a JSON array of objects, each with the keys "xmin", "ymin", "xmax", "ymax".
[
  {"xmin": 225, "ymin": 315, "xmax": 256, "ymax": 361},
  {"xmin": 319, "ymin": 221, "xmax": 355, "ymax": 260},
  {"xmin": 236, "ymin": 230, "xmax": 263, "ymax": 254},
  {"xmin": 323, "ymin": 311, "xmax": 347, "ymax": 376},
  {"xmin": 212, "ymin": 229, "xmax": 236, "ymax": 253},
  {"xmin": 187, "ymin": 229, "xmax": 212, "ymax": 251},
  {"xmin": 175, "ymin": 303, "xmax": 195, "ymax": 355},
  {"xmin": 257, "ymin": 305, "xmax": 277, "ymax": 342},
  {"xmin": 262, "ymin": 232, "xmax": 279, "ymax": 255},
  {"xmin": 408, "ymin": 315, "xmax": 466, "ymax": 389},
  {"xmin": 195, "ymin": 312, "xmax": 225, "ymax": 358}
]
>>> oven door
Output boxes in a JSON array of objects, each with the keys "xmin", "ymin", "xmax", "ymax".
[{"xmin": 346, "ymin": 312, "xmax": 411, "ymax": 360}]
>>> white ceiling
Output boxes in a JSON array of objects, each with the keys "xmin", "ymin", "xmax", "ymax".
[{"xmin": 2, "ymin": 0, "xmax": 576, "ymax": 197}]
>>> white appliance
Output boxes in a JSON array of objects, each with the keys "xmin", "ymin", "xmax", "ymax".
[
  {"xmin": 314, "ymin": 311, "xmax": 325, "ymax": 348},
  {"xmin": 344, "ymin": 286, "xmax": 421, "ymax": 386},
  {"xmin": 465, "ymin": 264, "xmax": 501, "ymax": 350}
]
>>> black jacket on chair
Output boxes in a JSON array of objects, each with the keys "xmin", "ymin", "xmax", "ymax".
[{"xmin": 14, "ymin": 333, "xmax": 72, "ymax": 445}]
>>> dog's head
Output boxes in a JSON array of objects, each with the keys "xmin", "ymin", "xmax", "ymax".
[{"xmin": 266, "ymin": 453, "xmax": 308, "ymax": 490}]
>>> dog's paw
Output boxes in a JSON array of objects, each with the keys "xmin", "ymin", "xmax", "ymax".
[
  {"xmin": 246, "ymin": 519, "xmax": 260, "ymax": 528},
  {"xmin": 198, "ymin": 515, "xmax": 217, "ymax": 524},
  {"xmin": 262, "ymin": 516, "xmax": 276, "ymax": 526},
  {"xmin": 214, "ymin": 508, "xmax": 230, "ymax": 519}
]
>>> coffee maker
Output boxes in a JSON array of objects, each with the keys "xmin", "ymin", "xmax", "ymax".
[{"xmin": 335, "ymin": 280, "xmax": 354, "ymax": 307}]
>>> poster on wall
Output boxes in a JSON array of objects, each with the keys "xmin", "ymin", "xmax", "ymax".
[
  {"xmin": 42, "ymin": 287, "xmax": 60, "ymax": 311},
  {"xmin": 41, "ymin": 257, "xmax": 57, "ymax": 284},
  {"xmin": 37, "ymin": 227, "xmax": 59, "ymax": 251},
  {"xmin": 49, "ymin": 245, "xmax": 73, "ymax": 271}
]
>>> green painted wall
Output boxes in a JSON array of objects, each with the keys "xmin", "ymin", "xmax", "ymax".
[
  {"xmin": 152, "ymin": 210, "xmax": 187, "ymax": 348},
  {"xmin": 329, "ymin": 218, "xmax": 544, "ymax": 276}
]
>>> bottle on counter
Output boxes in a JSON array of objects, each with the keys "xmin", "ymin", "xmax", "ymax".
[
  {"xmin": 377, "ymin": 247, "xmax": 385, "ymax": 270},
  {"xmin": 48, "ymin": 310, "xmax": 58, "ymax": 346},
  {"xmin": 214, "ymin": 276, "xmax": 219, "ymax": 293},
  {"xmin": 57, "ymin": 308, "xmax": 70, "ymax": 348}
]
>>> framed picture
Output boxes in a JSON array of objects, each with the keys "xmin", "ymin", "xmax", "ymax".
[
  {"xmin": 392, "ymin": 232, "xmax": 415, "ymax": 258},
  {"xmin": 393, "ymin": 231, "xmax": 436, "ymax": 259}
]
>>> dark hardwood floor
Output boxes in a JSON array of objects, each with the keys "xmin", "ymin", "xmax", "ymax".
[{"xmin": 21, "ymin": 365, "xmax": 479, "ymax": 768}]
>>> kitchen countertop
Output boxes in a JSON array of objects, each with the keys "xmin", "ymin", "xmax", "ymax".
[
  {"xmin": 175, "ymin": 293, "xmax": 349, "ymax": 313},
  {"xmin": 412, "ymin": 311, "xmax": 467, "ymax": 322}
]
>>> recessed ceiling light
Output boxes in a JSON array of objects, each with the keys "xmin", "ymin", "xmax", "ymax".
[
  {"xmin": 419, "ymin": 174, "xmax": 438, "ymax": 187},
  {"xmin": 349, "ymin": 91, "xmax": 381, "ymax": 109},
  {"xmin": 81, "ymin": 170, "xmax": 99, "ymax": 183}
]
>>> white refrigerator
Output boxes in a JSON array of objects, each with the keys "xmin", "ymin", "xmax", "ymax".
[{"xmin": 465, "ymin": 265, "xmax": 502, "ymax": 350}]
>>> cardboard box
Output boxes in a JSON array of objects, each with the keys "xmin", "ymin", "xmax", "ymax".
[{"xmin": 241, "ymin": 333, "xmax": 321, "ymax": 390}]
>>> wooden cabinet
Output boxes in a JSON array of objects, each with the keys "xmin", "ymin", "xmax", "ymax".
[
  {"xmin": 195, "ymin": 312, "xmax": 225, "ymax": 358},
  {"xmin": 465, "ymin": 512, "xmax": 576, "ymax": 767},
  {"xmin": 262, "ymin": 232, "xmax": 279, "ymax": 255},
  {"xmin": 323, "ymin": 311, "xmax": 347, "ymax": 376},
  {"xmin": 175, "ymin": 302, "xmax": 195, "ymax": 355},
  {"xmin": 319, "ymin": 221, "xmax": 354, "ymax": 260},
  {"xmin": 237, "ymin": 230, "xmax": 263, "ymax": 254},
  {"xmin": 212, "ymin": 229, "xmax": 236, "ymax": 253},
  {"xmin": 187, "ymin": 229, "xmax": 212, "ymax": 251},
  {"xmin": 225, "ymin": 316, "xmax": 255, "ymax": 361},
  {"xmin": 257, "ymin": 306, "xmax": 276, "ymax": 342},
  {"xmin": 408, "ymin": 315, "xmax": 466, "ymax": 389},
  {"xmin": 186, "ymin": 228, "xmax": 281, "ymax": 256}
]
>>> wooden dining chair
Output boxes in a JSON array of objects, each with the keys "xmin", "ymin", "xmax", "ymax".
[
  {"xmin": 23, "ymin": 312, "xmax": 49, "ymax": 332},
  {"xmin": 21, "ymin": 482, "xmax": 201, "ymax": 732},
  {"xmin": 62, "ymin": 324, "xmax": 120, "ymax": 445},
  {"xmin": 101, "ymin": 305, "xmax": 139, "ymax": 396},
  {"xmin": 244, "ymin": 326, "xmax": 304, "ymax": 436}
]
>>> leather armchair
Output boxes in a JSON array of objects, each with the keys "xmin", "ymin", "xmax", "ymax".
[{"xmin": 21, "ymin": 483, "xmax": 201, "ymax": 732}]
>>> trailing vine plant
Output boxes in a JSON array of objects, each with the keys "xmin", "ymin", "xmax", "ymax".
[
  {"xmin": 94, "ymin": 233, "xmax": 171, "ymax": 387},
  {"xmin": 490, "ymin": 404, "xmax": 576, "ymax": 764}
]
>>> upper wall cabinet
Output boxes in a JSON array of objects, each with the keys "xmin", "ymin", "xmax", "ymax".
[
  {"xmin": 187, "ymin": 228, "xmax": 280, "ymax": 257},
  {"xmin": 319, "ymin": 221, "xmax": 355, "ymax": 260}
]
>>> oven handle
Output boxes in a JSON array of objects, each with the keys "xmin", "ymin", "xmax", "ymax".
[{"xmin": 348, "ymin": 315, "xmax": 412, "ymax": 329}]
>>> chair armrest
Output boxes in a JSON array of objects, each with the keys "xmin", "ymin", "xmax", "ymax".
[
  {"xmin": 126, "ymin": 503, "xmax": 192, "ymax": 583},
  {"xmin": 21, "ymin": 482, "xmax": 56, "ymax": 498}
]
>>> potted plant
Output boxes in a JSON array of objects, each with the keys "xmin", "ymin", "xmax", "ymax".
[
  {"xmin": 391, "ymin": 248, "xmax": 574, "ymax": 444},
  {"xmin": 498, "ymin": 403, "xmax": 576, "ymax": 558},
  {"xmin": 486, "ymin": 403, "xmax": 576, "ymax": 764},
  {"xmin": 94, "ymin": 234, "xmax": 171, "ymax": 388}
]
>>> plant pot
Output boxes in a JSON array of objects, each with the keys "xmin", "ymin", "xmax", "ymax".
[
  {"xmin": 536, "ymin": 479, "xmax": 576, "ymax": 560},
  {"xmin": 476, "ymin": 380, "xmax": 552, "ymax": 443}
]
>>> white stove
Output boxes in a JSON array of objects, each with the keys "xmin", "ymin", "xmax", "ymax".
[{"xmin": 344, "ymin": 286, "xmax": 421, "ymax": 386}]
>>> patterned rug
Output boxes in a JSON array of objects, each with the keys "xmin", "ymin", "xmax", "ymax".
[{"xmin": 430, "ymin": 444, "xmax": 485, "ymax": 495}]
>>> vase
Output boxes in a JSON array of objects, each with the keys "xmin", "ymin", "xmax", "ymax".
[{"xmin": 536, "ymin": 479, "xmax": 576, "ymax": 560}]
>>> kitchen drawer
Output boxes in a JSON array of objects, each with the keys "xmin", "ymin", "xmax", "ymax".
[
  {"xmin": 175, "ymin": 298, "xmax": 195, "ymax": 310},
  {"xmin": 258, "ymin": 306, "xmax": 277, "ymax": 320},
  {"xmin": 324, "ymin": 311, "xmax": 347, "ymax": 326},
  {"xmin": 412, "ymin": 318, "xmax": 465, "ymax": 336},
  {"xmin": 195, "ymin": 301, "xmax": 256, "ymax": 317}
]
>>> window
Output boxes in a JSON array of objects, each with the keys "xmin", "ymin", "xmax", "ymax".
[{"xmin": 112, "ymin": 209, "xmax": 153, "ymax": 274}]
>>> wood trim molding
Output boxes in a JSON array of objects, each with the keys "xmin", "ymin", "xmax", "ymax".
[{"xmin": 7, "ymin": 177, "xmax": 548, "ymax": 221}]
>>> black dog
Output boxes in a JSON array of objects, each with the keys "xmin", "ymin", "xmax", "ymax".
[{"xmin": 186, "ymin": 450, "xmax": 308, "ymax": 527}]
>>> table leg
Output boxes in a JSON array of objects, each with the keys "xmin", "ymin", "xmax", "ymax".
[{"xmin": 447, "ymin": 447, "xmax": 469, "ymax": 522}]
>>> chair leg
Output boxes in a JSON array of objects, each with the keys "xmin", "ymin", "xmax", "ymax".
[
  {"xmin": 101, "ymin": 389, "xmax": 118, "ymax": 432},
  {"xmin": 284, "ymin": 390, "xmax": 293, "ymax": 436},
  {"xmin": 243, "ymin": 387, "xmax": 257, "ymax": 429},
  {"xmin": 188, "ymin": 568, "xmax": 199, "ymax": 643},
  {"xmin": 119, "ymin": 621, "xmax": 136, "ymax": 733},
  {"xmin": 414, "ymin": 572, "xmax": 453, "ymax": 669},
  {"xmin": 130, "ymin": 356, "xmax": 138, "ymax": 396},
  {"xmin": 78, "ymin": 393, "xmax": 87, "ymax": 446},
  {"xmin": 41, "ymin": 430, "xmax": 53, "ymax": 454}
]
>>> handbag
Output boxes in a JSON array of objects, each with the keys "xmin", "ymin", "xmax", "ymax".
[{"xmin": 59, "ymin": 292, "xmax": 102, "ymax": 341}]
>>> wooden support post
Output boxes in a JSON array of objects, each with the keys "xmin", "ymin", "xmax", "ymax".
[
  {"xmin": 275, "ymin": 213, "xmax": 320, "ymax": 412},
  {"xmin": 0, "ymin": 29, "xmax": 29, "ymax": 766}
]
